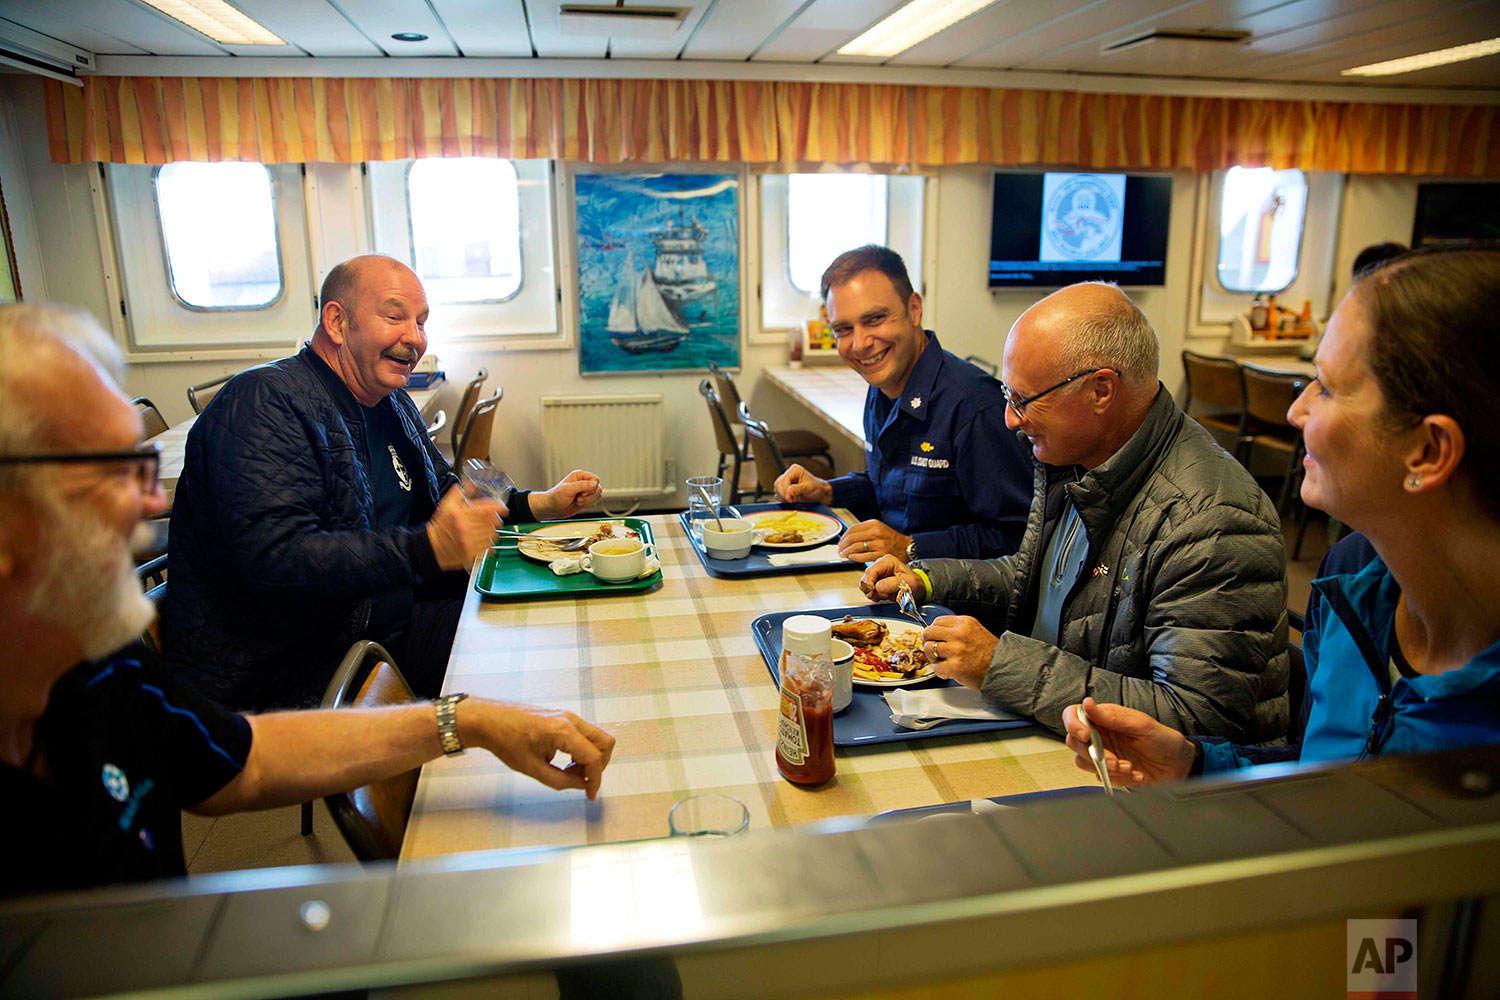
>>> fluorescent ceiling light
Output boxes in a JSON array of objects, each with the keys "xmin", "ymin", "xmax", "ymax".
[
  {"xmin": 1342, "ymin": 36, "xmax": 1500, "ymax": 76},
  {"xmin": 837, "ymin": 0, "xmax": 1001, "ymax": 58},
  {"xmin": 138, "ymin": 0, "xmax": 286, "ymax": 45}
]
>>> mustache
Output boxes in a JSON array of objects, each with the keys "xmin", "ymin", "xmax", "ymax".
[{"xmin": 382, "ymin": 346, "xmax": 419, "ymax": 365}]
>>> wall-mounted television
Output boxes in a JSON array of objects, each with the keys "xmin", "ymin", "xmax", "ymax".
[
  {"xmin": 1412, "ymin": 182, "xmax": 1500, "ymax": 247},
  {"xmin": 988, "ymin": 172, "xmax": 1172, "ymax": 288}
]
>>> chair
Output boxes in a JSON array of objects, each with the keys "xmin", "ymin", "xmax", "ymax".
[
  {"xmin": 187, "ymin": 373, "xmax": 234, "ymax": 414},
  {"xmin": 132, "ymin": 397, "xmax": 168, "ymax": 439},
  {"xmin": 135, "ymin": 560, "xmax": 168, "ymax": 657},
  {"xmin": 448, "ymin": 369, "xmax": 489, "ymax": 459},
  {"xmin": 318, "ymin": 640, "xmax": 421, "ymax": 861},
  {"xmin": 1242, "ymin": 363, "xmax": 1312, "ymax": 559},
  {"xmin": 964, "ymin": 354, "xmax": 998, "ymax": 376},
  {"xmin": 700, "ymin": 379, "xmax": 748, "ymax": 504},
  {"xmin": 425, "ymin": 408, "xmax": 447, "ymax": 442},
  {"xmin": 708, "ymin": 362, "xmax": 834, "ymax": 473},
  {"xmin": 1181, "ymin": 351, "xmax": 1249, "ymax": 461},
  {"xmin": 739, "ymin": 402, "xmax": 835, "ymax": 501},
  {"xmin": 454, "ymin": 387, "xmax": 503, "ymax": 466}
]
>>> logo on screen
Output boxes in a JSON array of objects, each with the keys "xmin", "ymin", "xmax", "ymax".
[{"xmin": 1042, "ymin": 174, "xmax": 1124, "ymax": 262}]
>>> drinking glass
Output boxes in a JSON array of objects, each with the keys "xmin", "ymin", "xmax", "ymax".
[
  {"xmin": 463, "ymin": 459, "xmax": 516, "ymax": 505},
  {"xmin": 668, "ymin": 794, "xmax": 749, "ymax": 838},
  {"xmin": 685, "ymin": 475, "xmax": 723, "ymax": 538}
]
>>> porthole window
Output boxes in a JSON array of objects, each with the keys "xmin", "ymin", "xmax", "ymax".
[
  {"xmin": 786, "ymin": 174, "xmax": 889, "ymax": 293},
  {"xmin": 1216, "ymin": 166, "xmax": 1308, "ymax": 293},
  {"xmin": 407, "ymin": 158, "xmax": 523, "ymax": 303},
  {"xmin": 154, "ymin": 162, "xmax": 283, "ymax": 310}
]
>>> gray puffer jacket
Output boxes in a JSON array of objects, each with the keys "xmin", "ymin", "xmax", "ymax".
[{"xmin": 916, "ymin": 386, "xmax": 1289, "ymax": 742}]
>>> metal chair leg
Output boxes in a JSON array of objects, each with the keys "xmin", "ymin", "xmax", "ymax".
[
  {"xmin": 729, "ymin": 452, "xmax": 743, "ymax": 506},
  {"xmin": 300, "ymin": 800, "xmax": 313, "ymax": 837}
]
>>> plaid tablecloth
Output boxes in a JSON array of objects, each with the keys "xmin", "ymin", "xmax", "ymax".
[{"xmin": 401, "ymin": 514, "xmax": 1088, "ymax": 860}]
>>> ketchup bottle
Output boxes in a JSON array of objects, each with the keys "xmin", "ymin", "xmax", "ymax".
[{"xmin": 776, "ymin": 615, "xmax": 836, "ymax": 786}]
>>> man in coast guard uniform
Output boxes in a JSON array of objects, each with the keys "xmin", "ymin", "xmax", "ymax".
[{"xmin": 776, "ymin": 245, "xmax": 1030, "ymax": 563}]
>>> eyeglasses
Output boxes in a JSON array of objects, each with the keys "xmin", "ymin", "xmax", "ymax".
[
  {"xmin": 1000, "ymin": 368, "xmax": 1120, "ymax": 419},
  {"xmin": 0, "ymin": 443, "xmax": 162, "ymax": 493}
]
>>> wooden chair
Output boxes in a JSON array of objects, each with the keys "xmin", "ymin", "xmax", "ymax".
[
  {"xmin": 738, "ymin": 402, "xmax": 834, "ymax": 501},
  {"xmin": 708, "ymin": 362, "xmax": 834, "ymax": 473},
  {"xmin": 1242, "ymin": 362, "xmax": 1312, "ymax": 559},
  {"xmin": 454, "ymin": 387, "xmax": 503, "ymax": 466},
  {"xmin": 132, "ymin": 397, "xmax": 168, "ymax": 439},
  {"xmin": 700, "ymin": 379, "xmax": 748, "ymax": 504},
  {"xmin": 318, "ymin": 640, "xmax": 420, "ymax": 861},
  {"xmin": 187, "ymin": 373, "xmax": 234, "ymax": 414},
  {"xmin": 964, "ymin": 354, "xmax": 998, "ymax": 376},
  {"xmin": 448, "ymin": 369, "xmax": 489, "ymax": 460},
  {"xmin": 136, "ymin": 558, "xmax": 169, "ymax": 657},
  {"xmin": 1181, "ymin": 351, "xmax": 1249, "ymax": 461}
]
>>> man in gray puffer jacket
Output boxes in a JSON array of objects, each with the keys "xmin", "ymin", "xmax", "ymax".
[{"xmin": 863, "ymin": 283, "xmax": 1289, "ymax": 742}]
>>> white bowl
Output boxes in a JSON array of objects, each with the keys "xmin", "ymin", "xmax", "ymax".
[{"xmin": 702, "ymin": 518, "xmax": 754, "ymax": 559}]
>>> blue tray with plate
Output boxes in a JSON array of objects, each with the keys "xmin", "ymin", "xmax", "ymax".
[
  {"xmin": 677, "ymin": 502, "xmax": 856, "ymax": 578},
  {"xmin": 751, "ymin": 604, "xmax": 1036, "ymax": 747}
]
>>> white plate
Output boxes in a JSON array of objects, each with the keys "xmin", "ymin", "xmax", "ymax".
[
  {"xmin": 515, "ymin": 520, "xmax": 640, "ymax": 565},
  {"xmin": 827, "ymin": 618, "xmax": 938, "ymax": 688},
  {"xmin": 744, "ymin": 509, "xmax": 844, "ymax": 549}
]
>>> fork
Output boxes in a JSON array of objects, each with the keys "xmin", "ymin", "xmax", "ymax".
[
  {"xmin": 896, "ymin": 580, "xmax": 929, "ymax": 629},
  {"xmin": 1079, "ymin": 703, "xmax": 1116, "ymax": 797}
]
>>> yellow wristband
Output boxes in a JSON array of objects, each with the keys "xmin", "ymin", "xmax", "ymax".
[{"xmin": 910, "ymin": 567, "xmax": 933, "ymax": 603}]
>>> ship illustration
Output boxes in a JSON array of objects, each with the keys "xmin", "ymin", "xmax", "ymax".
[
  {"xmin": 649, "ymin": 214, "xmax": 718, "ymax": 327},
  {"xmin": 606, "ymin": 250, "xmax": 690, "ymax": 354}
]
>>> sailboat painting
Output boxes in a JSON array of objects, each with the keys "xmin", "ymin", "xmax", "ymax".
[{"xmin": 576, "ymin": 173, "xmax": 740, "ymax": 374}]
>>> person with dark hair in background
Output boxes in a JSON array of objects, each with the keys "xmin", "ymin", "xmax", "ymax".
[
  {"xmin": 1351, "ymin": 241, "xmax": 1408, "ymax": 278},
  {"xmin": 1063, "ymin": 244, "xmax": 1500, "ymax": 785},
  {"xmin": 773, "ymin": 245, "xmax": 1032, "ymax": 563}
]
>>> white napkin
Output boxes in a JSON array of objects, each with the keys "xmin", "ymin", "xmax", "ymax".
[
  {"xmin": 550, "ymin": 554, "xmax": 660, "ymax": 579},
  {"xmin": 883, "ymin": 687, "xmax": 1024, "ymax": 729},
  {"xmin": 638, "ymin": 555, "xmax": 661, "ymax": 578},
  {"xmin": 766, "ymin": 544, "xmax": 846, "ymax": 567}
]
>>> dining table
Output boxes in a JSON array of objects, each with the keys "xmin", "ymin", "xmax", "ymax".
[{"xmin": 400, "ymin": 512, "xmax": 1089, "ymax": 861}]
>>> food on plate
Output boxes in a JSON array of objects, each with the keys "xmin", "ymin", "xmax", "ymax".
[
  {"xmin": 830, "ymin": 616, "xmax": 888, "ymax": 647},
  {"xmin": 747, "ymin": 510, "xmax": 840, "ymax": 544},
  {"xmin": 763, "ymin": 529, "xmax": 805, "ymax": 544},
  {"xmin": 583, "ymin": 523, "xmax": 640, "ymax": 548}
]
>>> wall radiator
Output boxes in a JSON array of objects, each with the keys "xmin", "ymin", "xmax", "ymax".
[{"xmin": 540, "ymin": 393, "xmax": 671, "ymax": 499}]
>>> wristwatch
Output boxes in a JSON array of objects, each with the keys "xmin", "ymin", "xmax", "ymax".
[
  {"xmin": 905, "ymin": 538, "xmax": 918, "ymax": 563},
  {"xmin": 435, "ymin": 692, "xmax": 469, "ymax": 756}
]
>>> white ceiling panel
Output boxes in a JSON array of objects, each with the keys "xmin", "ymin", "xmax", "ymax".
[
  {"xmin": 1228, "ymin": 2, "xmax": 1500, "ymax": 78},
  {"xmin": 230, "ymin": 0, "xmax": 382, "ymax": 56},
  {"xmin": 428, "ymin": 0, "xmax": 532, "ymax": 57},
  {"xmin": 609, "ymin": 2, "xmax": 711, "ymax": 59},
  {"xmin": 1369, "ymin": 54, "xmax": 1500, "ymax": 88},
  {"xmin": 0, "ymin": 5, "xmax": 147, "ymax": 54},
  {"xmin": 332, "ymin": 0, "xmax": 457, "ymax": 55},
  {"xmin": 886, "ymin": 0, "xmax": 1102, "ymax": 67},
  {"xmin": 752, "ymin": 0, "xmax": 908, "ymax": 62},
  {"xmin": 523, "ymin": 0, "xmax": 607, "ymax": 58},
  {"xmin": 680, "ymin": 0, "xmax": 806, "ymax": 60},
  {"xmin": 1258, "ymin": 13, "xmax": 1500, "ymax": 81},
  {"xmin": 4, "ymin": 0, "xmax": 227, "ymax": 55},
  {"xmin": 955, "ymin": 0, "xmax": 1211, "ymax": 69}
]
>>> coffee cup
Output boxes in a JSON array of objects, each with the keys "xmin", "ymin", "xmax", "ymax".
[
  {"xmin": 580, "ymin": 537, "xmax": 654, "ymax": 582},
  {"xmin": 701, "ymin": 518, "xmax": 757, "ymax": 560}
]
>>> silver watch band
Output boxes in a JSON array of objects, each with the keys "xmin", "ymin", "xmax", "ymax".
[{"xmin": 435, "ymin": 693, "xmax": 468, "ymax": 756}]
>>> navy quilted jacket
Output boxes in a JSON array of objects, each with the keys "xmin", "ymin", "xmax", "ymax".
[{"xmin": 163, "ymin": 346, "xmax": 457, "ymax": 711}]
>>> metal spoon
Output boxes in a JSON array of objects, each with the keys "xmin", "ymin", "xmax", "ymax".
[
  {"xmin": 692, "ymin": 482, "xmax": 725, "ymax": 533},
  {"xmin": 1079, "ymin": 703, "xmax": 1116, "ymax": 797}
]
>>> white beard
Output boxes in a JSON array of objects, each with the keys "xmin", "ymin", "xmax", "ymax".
[{"xmin": 29, "ymin": 499, "xmax": 156, "ymax": 662}]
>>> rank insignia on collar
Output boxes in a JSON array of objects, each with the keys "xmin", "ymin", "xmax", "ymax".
[
  {"xmin": 1092, "ymin": 564, "xmax": 1110, "ymax": 578},
  {"xmin": 920, "ymin": 441, "xmax": 934, "ymax": 452},
  {"xmin": 909, "ymin": 396, "xmax": 922, "ymax": 409}
]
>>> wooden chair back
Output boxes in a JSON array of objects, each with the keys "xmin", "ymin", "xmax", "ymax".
[
  {"xmin": 187, "ymin": 373, "xmax": 234, "ymax": 414},
  {"xmin": 320, "ymin": 640, "xmax": 419, "ymax": 861},
  {"xmin": 708, "ymin": 362, "xmax": 745, "ymax": 431},
  {"xmin": 1240, "ymin": 364, "xmax": 1309, "ymax": 428},
  {"xmin": 137, "ymin": 559, "xmax": 169, "ymax": 655},
  {"xmin": 738, "ymin": 402, "xmax": 788, "ymax": 495},
  {"xmin": 133, "ymin": 397, "xmax": 169, "ymax": 439},
  {"xmin": 455, "ymin": 388, "xmax": 503, "ymax": 466},
  {"xmin": 699, "ymin": 379, "xmax": 739, "ymax": 459},
  {"xmin": 1181, "ymin": 351, "xmax": 1246, "ymax": 412},
  {"xmin": 450, "ymin": 368, "xmax": 489, "ymax": 456}
]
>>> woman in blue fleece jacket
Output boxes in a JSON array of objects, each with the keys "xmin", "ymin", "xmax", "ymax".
[{"xmin": 1062, "ymin": 243, "xmax": 1500, "ymax": 786}]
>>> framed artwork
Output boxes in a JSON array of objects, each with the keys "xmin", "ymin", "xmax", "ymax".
[{"xmin": 574, "ymin": 173, "xmax": 740, "ymax": 374}]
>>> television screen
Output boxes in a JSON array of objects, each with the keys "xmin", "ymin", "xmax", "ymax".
[
  {"xmin": 1412, "ymin": 182, "xmax": 1500, "ymax": 246},
  {"xmin": 988, "ymin": 172, "xmax": 1172, "ymax": 288}
]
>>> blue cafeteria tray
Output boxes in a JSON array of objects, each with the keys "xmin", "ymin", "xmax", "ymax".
[{"xmin": 678, "ymin": 502, "xmax": 855, "ymax": 578}]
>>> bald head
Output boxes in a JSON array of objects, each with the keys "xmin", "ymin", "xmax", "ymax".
[
  {"xmin": 1013, "ymin": 282, "xmax": 1158, "ymax": 389},
  {"xmin": 316, "ymin": 254, "xmax": 420, "ymax": 335},
  {"xmin": 311, "ymin": 254, "xmax": 430, "ymax": 406}
]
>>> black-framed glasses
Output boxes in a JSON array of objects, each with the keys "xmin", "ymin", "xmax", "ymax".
[
  {"xmin": 1000, "ymin": 368, "xmax": 1121, "ymax": 419},
  {"xmin": 0, "ymin": 443, "xmax": 161, "ymax": 493}
]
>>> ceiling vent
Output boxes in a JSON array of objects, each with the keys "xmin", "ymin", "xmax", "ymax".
[
  {"xmin": 558, "ymin": 4, "xmax": 688, "ymax": 39},
  {"xmin": 0, "ymin": 20, "xmax": 94, "ymax": 86},
  {"xmin": 1100, "ymin": 28, "xmax": 1251, "ymax": 55}
]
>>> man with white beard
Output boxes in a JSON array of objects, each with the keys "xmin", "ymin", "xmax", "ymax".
[{"xmin": 0, "ymin": 304, "xmax": 615, "ymax": 897}]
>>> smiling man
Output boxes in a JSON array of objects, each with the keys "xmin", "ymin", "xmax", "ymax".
[
  {"xmin": 861, "ymin": 282, "xmax": 1290, "ymax": 741},
  {"xmin": 774, "ymin": 245, "xmax": 1030, "ymax": 563},
  {"xmin": 166, "ymin": 255, "xmax": 603, "ymax": 711}
]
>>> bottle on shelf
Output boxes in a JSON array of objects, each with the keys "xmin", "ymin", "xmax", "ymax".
[
  {"xmin": 1298, "ymin": 298, "xmax": 1313, "ymax": 334},
  {"xmin": 1266, "ymin": 294, "xmax": 1280, "ymax": 339},
  {"xmin": 775, "ymin": 615, "xmax": 836, "ymax": 787},
  {"xmin": 1249, "ymin": 293, "xmax": 1269, "ymax": 331}
]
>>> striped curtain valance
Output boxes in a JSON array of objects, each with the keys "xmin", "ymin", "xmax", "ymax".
[{"xmin": 44, "ymin": 76, "xmax": 1500, "ymax": 177}]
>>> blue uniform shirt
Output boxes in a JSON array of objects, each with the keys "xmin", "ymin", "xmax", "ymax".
[{"xmin": 828, "ymin": 331, "xmax": 1031, "ymax": 559}]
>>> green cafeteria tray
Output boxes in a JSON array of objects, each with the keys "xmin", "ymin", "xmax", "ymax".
[{"xmin": 472, "ymin": 518, "xmax": 662, "ymax": 600}]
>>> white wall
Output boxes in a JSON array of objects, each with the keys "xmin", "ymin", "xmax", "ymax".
[{"xmin": 2, "ymin": 72, "xmax": 1487, "ymax": 507}]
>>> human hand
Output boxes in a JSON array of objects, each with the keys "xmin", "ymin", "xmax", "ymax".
[
  {"xmin": 920, "ymin": 616, "xmax": 998, "ymax": 690},
  {"xmin": 1061, "ymin": 697, "xmax": 1197, "ymax": 788},
  {"xmin": 427, "ymin": 487, "xmax": 506, "ymax": 571},
  {"xmin": 462, "ymin": 700, "xmax": 616, "ymax": 800},
  {"xmin": 858, "ymin": 555, "xmax": 926, "ymax": 602},
  {"xmin": 774, "ymin": 463, "xmax": 833, "ymax": 505},
  {"xmin": 838, "ymin": 519, "xmax": 912, "ymax": 563},
  {"xmin": 531, "ymin": 470, "xmax": 603, "ymax": 520}
]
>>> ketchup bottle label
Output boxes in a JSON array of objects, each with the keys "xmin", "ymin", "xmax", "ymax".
[{"xmin": 776, "ymin": 689, "xmax": 808, "ymax": 765}]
